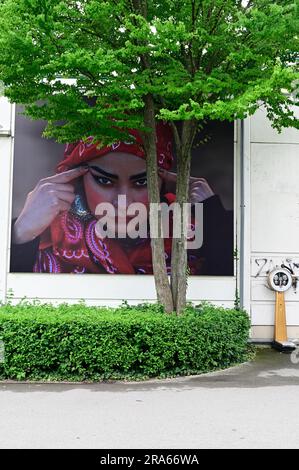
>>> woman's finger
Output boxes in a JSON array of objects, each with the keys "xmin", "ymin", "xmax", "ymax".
[
  {"xmin": 40, "ymin": 182, "xmax": 75, "ymax": 193},
  {"xmin": 189, "ymin": 182, "xmax": 209, "ymax": 192},
  {"xmin": 189, "ymin": 186, "xmax": 214, "ymax": 202},
  {"xmin": 55, "ymin": 190, "xmax": 76, "ymax": 204},
  {"xmin": 189, "ymin": 176, "xmax": 208, "ymax": 183},
  {"xmin": 57, "ymin": 200, "xmax": 72, "ymax": 213},
  {"xmin": 45, "ymin": 167, "xmax": 88, "ymax": 184}
]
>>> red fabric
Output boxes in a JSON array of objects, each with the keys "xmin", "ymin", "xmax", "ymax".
[
  {"xmin": 57, "ymin": 121, "xmax": 174, "ymax": 173},
  {"xmin": 34, "ymin": 208, "xmax": 204, "ymax": 275}
]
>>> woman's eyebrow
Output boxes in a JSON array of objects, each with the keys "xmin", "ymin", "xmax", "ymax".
[
  {"xmin": 89, "ymin": 165, "xmax": 118, "ymax": 180},
  {"xmin": 130, "ymin": 171, "xmax": 147, "ymax": 181}
]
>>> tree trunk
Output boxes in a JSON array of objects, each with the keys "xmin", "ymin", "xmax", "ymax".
[
  {"xmin": 171, "ymin": 120, "xmax": 197, "ymax": 314},
  {"xmin": 131, "ymin": 2, "xmax": 173, "ymax": 313},
  {"xmin": 143, "ymin": 94, "xmax": 174, "ymax": 313}
]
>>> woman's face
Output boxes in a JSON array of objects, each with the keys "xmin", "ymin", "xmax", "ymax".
[{"xmin": 83, "ymin": 152, "xmax": 163, "ymax": 237}]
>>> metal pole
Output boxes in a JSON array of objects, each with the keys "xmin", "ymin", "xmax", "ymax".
[{"xmin": 239, "ymin": 119, "xmax": 245, "ymax": 309}]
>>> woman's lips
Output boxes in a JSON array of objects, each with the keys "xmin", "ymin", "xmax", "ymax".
[{"xmin": 96, "ymin": 215, "xmax": 136, "ymax": 224}]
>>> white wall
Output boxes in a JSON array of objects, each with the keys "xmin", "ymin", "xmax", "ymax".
[{"xmin": 250, "ymin": 106, "xmax": 299, "ymax": 340}]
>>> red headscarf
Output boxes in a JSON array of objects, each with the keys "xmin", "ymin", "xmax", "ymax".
[
  {"xmin": 57, "ymin": 121, "xmax": 174, "ymax": 173},
  {"xmin": 33, "ymin": 122, "xmax": 204, "ymax": 275}
]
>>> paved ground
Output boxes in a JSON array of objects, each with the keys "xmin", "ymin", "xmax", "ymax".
[{"xmin": 1, "ymin": 347, "xmax": 299, "ymax": 449}]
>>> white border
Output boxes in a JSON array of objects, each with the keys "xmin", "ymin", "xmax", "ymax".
[
  {"xmin": 0, "ymin": 100, "xmax": 15, "ymax": 303},
  {"xmin": 1, "ymin": 105, "xmax": 243, "ymax": 307}
]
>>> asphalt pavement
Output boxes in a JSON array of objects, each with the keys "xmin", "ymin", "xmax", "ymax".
[{"xmin": 1, "ymin": 347, "xmax": 299, "ymax": 449}]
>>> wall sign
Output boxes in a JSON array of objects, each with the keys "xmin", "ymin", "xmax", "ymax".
[{"xmin": 268, "ymin": 267, "xmax": 293, "ymax": 292}]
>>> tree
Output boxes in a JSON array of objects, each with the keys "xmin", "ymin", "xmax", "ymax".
[{"xmin": 0, "ymin": 0, "xmax": 298, "ymax": 313}]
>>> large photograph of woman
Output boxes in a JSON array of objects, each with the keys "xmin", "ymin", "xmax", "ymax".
[{"xmin": 10, "ymin": 111, "xmax": 234, "ymax": 275}]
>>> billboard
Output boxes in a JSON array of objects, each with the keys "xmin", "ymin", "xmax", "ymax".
[{"xmin": 10, "ymin": 109, "xmax": 234, "ymax": 275}]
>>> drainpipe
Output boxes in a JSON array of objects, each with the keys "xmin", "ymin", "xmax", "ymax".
[{"xmin": 239, "ymin": 119, "xmax": 245, "ymax": 309}]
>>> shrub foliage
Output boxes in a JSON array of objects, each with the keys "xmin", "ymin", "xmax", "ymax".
[{"xmin": 0, "ymin": 302, "xmax": 250, "ymax": 381}]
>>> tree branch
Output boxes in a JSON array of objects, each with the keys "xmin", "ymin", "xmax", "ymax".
[{"xmin": 158, "ymin": 96, "xmax": 181, "ymax": 148}]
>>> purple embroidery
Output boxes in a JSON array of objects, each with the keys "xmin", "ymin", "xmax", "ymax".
[
  {"xmin": 85, "ymin": 220, "xmax": 118, "ymax": 273},
  {"xmin": 60, "ymin": 212, "xmax": 83, "ymax": 245},
  {"xmin": 33, "ymin": 249, "xmax": 61, "ymax": 273}
]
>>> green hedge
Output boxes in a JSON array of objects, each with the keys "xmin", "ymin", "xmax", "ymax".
[{"xmin": 0, "ymin": 302, "xmax": 251, "ymax": 381}]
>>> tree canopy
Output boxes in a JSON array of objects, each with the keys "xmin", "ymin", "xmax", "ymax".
[{"xmin": 0, "ymin": 0, "xmax": 297, "ymax": 146}]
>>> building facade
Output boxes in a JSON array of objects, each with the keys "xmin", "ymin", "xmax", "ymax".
[{"xmin": 0, "ymin": 97, "xmax": 298, "ymax": 341}]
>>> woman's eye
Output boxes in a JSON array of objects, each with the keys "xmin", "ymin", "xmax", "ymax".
[
  {"xmin": 135, "ymin": 178, "xmax": 147, "ymax": 187},
  {"xmin": 92, "ymin": 174, "xmax": 113, "ymax": 186}
]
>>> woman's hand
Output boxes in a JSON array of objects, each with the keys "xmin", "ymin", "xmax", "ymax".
[
  {"xmin": 158, "ymin": 169, "xmax": 214, "ymax": 203},
  {"xmin": 188, "ymin": 176, "xmax": 215, "ymax": 203},
  {"xmin": 12, "ymin": 167, "xmax": 88, "ymax": 244}
]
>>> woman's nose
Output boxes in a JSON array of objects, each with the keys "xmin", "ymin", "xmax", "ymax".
[{"xmin": 113, "ymin": 187, "xmax": 134, "ymax": 211}]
